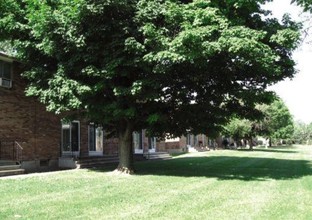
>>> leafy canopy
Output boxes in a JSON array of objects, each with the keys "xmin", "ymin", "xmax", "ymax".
[
  {"xmin": 293, "ymin": 121, "xmax": 312, "ymax": 144},
  {"xmin": 0, "ymin": 0, "xmax": 301, "ymax": 137},
  {"xmin": 223, "ymin": 97, "xmax": 294, "ymax": 145},
  {"xmin": 223, "ymin": 117, "xmax": 252, "ymax": 141},
  {"xmin": 255, "ymin": 98, "xmax": 295, "ymax": 140},
  {"xmin": 292, "ymin": 0, "xmax": 312, "ymax": 12}
]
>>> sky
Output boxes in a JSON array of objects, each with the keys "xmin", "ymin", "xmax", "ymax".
[{"xmin": 263, "ymin": 0, "xmax": 312, "ymax": 124}]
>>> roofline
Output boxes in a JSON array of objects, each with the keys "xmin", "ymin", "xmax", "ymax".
[{"xmin": 0, "ymin": 52, "xmax": 17, "ymax": 63}]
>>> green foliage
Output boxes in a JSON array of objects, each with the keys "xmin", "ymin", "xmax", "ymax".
[
  {"xmin": 224, "ymin": 97, "xmax": 295, "ymax": 144},
  {"xmin": 25, "ymin": 68, "xmax": 92, "ymax": 114},
  {"xmin": 292, "ymin": 121, "xmax": 312, "ymax": 144},
  {"xmin": 0, "ymin": 0, "xmax": 300, "ymax": 138},
  {"xmin": 223, "ymin": 117, "xmax": 252, "ymax": 141},
  {"xmin": 257, "ymin": 98, "xmax": 295, "ymax": 141},
  {"xmin": 292, "ymin": 0, "xmax": 312, "ymax": 12},
  {"xmin": 0, "ymin": 41, "xmax": 14, "ymax": 55}
]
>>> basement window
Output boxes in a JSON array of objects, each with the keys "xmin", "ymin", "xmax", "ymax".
[{"xmin": 40, "ymin": 159, "xmax": 49, "ymax": 167}]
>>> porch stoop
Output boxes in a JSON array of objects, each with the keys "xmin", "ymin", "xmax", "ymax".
[
  {"xmin": 0, "ymin": 161, "xmax": 25, "ymax": 177},
  {"xmin": 144, "ymin": 152, "xmax": 172, "ymax": 160},
  {"xmin": 188, "ymin": 146, "xmax": 210, "ymax": 152}
]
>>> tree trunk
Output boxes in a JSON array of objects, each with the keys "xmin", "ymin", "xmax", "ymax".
[
  {"xmin": 249, "ymin": 137, "xmax": 254, "ymax": 151},
  {"xmin": 116, "ymin": 120, "xmax": 134, "ymax": 174}
]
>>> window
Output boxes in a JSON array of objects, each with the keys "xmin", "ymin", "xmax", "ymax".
[
  {"xmin": 88, "ymin": 123, "xmax": 104, "ymax": 154},
  {"xmin": 186, "ymin": 134, "xmax": 191, "ymax": 146},
  {"xmin": 148, "ymin": 137, "xmax": 156, "ymax": 150},
  {"xmin": 133, "ymin": 131, "xmax": 143, "ymax": 152},
  {"xmin": 0, "ymin": 60, "xmax": 12, "ymax": 88},
  {"xmin": 193, "ymin": 135, "xmax": 198, "ymax": 146},
  {"xmin": 61, "ymin": 121, "xmax": 80, "ymax": 154}
]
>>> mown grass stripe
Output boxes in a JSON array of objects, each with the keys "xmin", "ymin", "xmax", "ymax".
[{"xmin": 0, "ymin": 145, "xmax": 311, "ymax": 219}]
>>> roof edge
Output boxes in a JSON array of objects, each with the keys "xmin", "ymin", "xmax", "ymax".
[{"xmin": 0, "ymin": 52, "xmax": 17, "ymax": 63}]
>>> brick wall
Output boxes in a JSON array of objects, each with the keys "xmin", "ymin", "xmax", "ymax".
[
  {"xmin": 103, "ymin": 137, "xmax": 119, "ymax": 155},
  {"xmin": 0, "ymin": 60, "xmax": 61, "ymax": 162},
  {"xmin": 157, "ymin": 136, "xmax": 187, "ymax": 152},
  {"xmin": 2, "ymin": 55, "xmax": 197, "ymax": 168}
]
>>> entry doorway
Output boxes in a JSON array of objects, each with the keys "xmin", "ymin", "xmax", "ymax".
[
  {"xmin": 133, "ymin": 131, "xmax": 143, "ymax": 154},
  {"xmin": 88, "ymin": 123, "xmax": 104, "ymax": 156},
  {"xmin": 148, "ymin": 137, "xmax": 156, "ymax": 153},
  {"xmin": 61, "ymin": 121, "xmax": 80, "ymax": 157}
]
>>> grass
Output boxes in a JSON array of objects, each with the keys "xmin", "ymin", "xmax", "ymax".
[{"xmin": 1, "ymin": 145, "xmax": 312, "ymax": 219}]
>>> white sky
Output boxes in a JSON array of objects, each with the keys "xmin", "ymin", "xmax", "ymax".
[{"xmin": 263, "ymin": 0, "xmax": 312, "ymax": 124}]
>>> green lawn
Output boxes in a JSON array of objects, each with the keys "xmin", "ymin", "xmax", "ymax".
[{"xmin": 1, "ymin": 145, "xmax": 312, "ymax": 220}]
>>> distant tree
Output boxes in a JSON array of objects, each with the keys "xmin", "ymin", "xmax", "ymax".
[
  {"xmin": 223, "ymin": 117, "xmax": 252, "ymax": 148},
  {"xmin": 224, "ymin": 98, "xmax": 295, "ymax": 148},
  {"xmin": 292, "ymin": 121, "xmax": 312, "ymax": 144},
  {"xmin": 0, "ymin": 0, "xmax": 300, "ymax": 173},
  {"xmin": 257, "ymin": 98, "xmax": 295, "ymax": 145}
]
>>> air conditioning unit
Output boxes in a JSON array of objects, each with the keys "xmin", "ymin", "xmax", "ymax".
[{"xmin": 0, "ymin": 77, "xmax": 12, "ymax": 88}]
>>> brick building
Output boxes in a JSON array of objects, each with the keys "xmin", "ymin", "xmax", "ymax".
[
  {"xmin": 0, "ymin": 52, "xmax": 61, "ymax": 171},
  {"xmin": 158, "ymin": 134, "xmax": 212, "ymax": 153},
  {"xmin": 0, "ymin": 53, "xmax": 184, "ymax": 172}
]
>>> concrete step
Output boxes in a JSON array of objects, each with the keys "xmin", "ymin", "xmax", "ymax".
[
  {"xmin": 0, "ymin": 165, "xmax": 21, "ymax": 170},
  {"xmin": 0, "ymin": 160, "xmax": 17, "ymax": 166},
  {"xmin": 0, "ymin": 169, "xmax": 25, "ymax": 177},
  {"xmin": 146, "ymin": 152, "xmax": 172, "ymax": 160},
  {"xmin": 188, "ymin": 147, "xmax": 210, "ymax": 152},
  {"xmin": 134, "ymin": 154, "xmax": 146, "ymax": 161},
  {"xmin": 0, "ymin": 163, "xmax": 25, "ymax": 177}
]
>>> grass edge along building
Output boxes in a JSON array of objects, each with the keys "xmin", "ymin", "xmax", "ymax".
[{"xmin": 0, "ymin": 52, "xmax": 210, "ymax": 173}]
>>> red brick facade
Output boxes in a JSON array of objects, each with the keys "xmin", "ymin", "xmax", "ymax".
[
  {"xmin": 157, "ymin": 134, "xmax": 210, "ymax": 153},
  {"xmin": 0, "ymin": 54, "xmax": 62, "ymax": 170},
  {"xmin": 0, "ymin": 54, "xmax": 122, "ymax": 171},
  {"xmin": 0, "ymin": 53, "xmax": 199, "ymax": 171}
]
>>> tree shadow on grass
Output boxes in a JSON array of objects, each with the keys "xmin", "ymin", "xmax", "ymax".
[{"xmin": 131, "ymin": 156, "xmax": 312, "ymax": 181}]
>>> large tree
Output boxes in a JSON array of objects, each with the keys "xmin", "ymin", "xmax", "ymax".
[{"xmin": 0, "ymin": 0, "xmax": 300, "ymax": 173}]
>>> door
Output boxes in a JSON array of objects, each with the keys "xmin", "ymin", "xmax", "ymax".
[
  {"xmin": 133, "ymin": 131, "xmax": 143, "ymax": 154},
  {"xmin": 88, "ymin": 123, "xmax": 104, "ymax": 156},
  {"xmin": 186, "ymin": 134, "xmax": 191, "ymax": 148},
  {"xmin": 61, "ymin": 121, "xmax": 80, "ymax": 156},
  {"xmin": 148, "ymin": 137, "xmax": 156, "ymax": 153}
]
